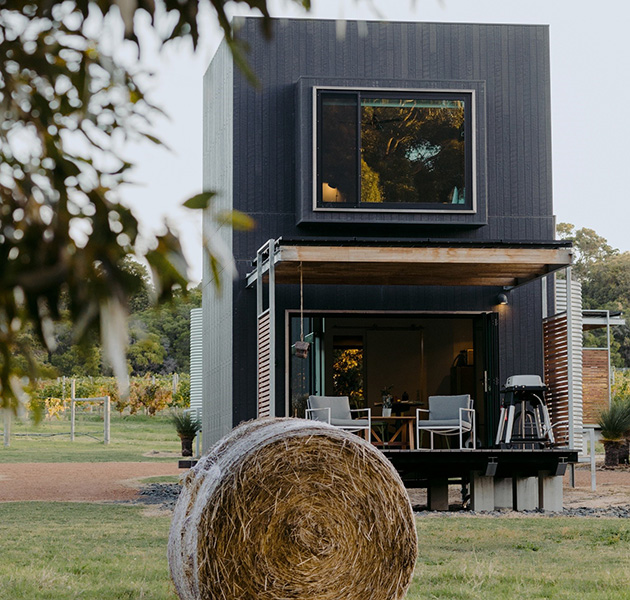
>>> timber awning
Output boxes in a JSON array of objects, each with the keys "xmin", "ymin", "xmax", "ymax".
[{"xmin": 246, "ymin": 239, "xmax": 573, "ymax": 288}]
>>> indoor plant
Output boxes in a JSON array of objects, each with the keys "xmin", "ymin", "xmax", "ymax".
[
  {"xmin": 172, "ymin": 411, "xmax": 202, "ymax": 457},
  {"xmin": 381, "ymin": 385, "xmax": 394, "ymax": 417}
]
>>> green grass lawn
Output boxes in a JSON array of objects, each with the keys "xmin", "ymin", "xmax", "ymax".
[
  {"xmin": 409, "ymin": 516, "xmax": 630, "ymax": 599},
  {"xmin": 1, "ymin": 413, "xmax": 182, "ymax": 462},
  {"xmin": 0, "ymin": 503, "xmax": 176, "ymax": 600},
  {"xmin": 2, "ymin": 504, "xmax": 630, "ymax": 600}
]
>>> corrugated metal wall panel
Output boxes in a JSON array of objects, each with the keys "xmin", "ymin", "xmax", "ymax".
[
  {"xmin": 552, "ymin": 279, "xmax": 584, "ymax": 450},
  {"xmin": 189, "ymin": 308, "xmax": 203, "ymax": 418},
  {"xmin": 201, "ymin": 41, "xmax": 234, "ymax": 449}
]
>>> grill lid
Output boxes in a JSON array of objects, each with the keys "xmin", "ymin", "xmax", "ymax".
[{"xmin": 503, "ymin": 374, "xmax": 546, "ymax": 391}]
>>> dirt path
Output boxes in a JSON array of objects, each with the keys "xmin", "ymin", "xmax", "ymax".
[
  {"xmin": 564, "ymin": 465, "xmax": 630, "ymax": 508},
  {"xmin": 0, "ymin": 462, "xmax": 182, "ymax": 502},
  {"xmin": 2, "ymin": 460, "xmax": 630, "ymax": 508}
]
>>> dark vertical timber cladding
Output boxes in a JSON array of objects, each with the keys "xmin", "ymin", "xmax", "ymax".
[
  {"xmin": 227, "ymin": 19, "xmax": 552, "ymax": 423},
  {"xmin": 498, "ymin": 283, "xmax": 545, "ymax": 382},
  {"xmin": 231, "ymin": 266, "xmax": 254, "ymax": 425}
]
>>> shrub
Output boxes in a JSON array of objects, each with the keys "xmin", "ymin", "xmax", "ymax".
[
  {"xmin": 171, "ymin": 410, "xmax": 202, "ymax": 438},
  {"xmin": 598, "ymin": 400, "xmax": 630, "ymax": 441},
  {"xmin": 598, "ymin": 399, "xmax": 630, "ymax": 467},
  {"xmin": 171, "ymin": 373, "xmax": 190, "ymax": 408},
  {"xmin": 129, "ymin": 375, "xmax": 172, "ymax": 415}
]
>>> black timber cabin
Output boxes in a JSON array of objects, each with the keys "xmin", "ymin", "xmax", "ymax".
[{"xmin": 201, "ymin": 18, "xmax": 575, "ymax": 459}]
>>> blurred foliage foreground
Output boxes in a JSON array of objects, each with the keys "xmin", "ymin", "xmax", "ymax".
[{"xmin": 0, "ymin": 0, "xmax": 260, "ymax": 412}]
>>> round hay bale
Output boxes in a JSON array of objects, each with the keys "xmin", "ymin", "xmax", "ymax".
[{"xmin": 168, "ymin": 418, "xmax": 417, "ymax": 600}]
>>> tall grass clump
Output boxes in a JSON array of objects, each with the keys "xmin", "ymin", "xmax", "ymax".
[{"xmin": 598, "ymin": 399, "xmax": 630, "ymax": 466}]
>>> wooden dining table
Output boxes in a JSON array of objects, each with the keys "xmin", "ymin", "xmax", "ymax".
[
  {"xmin": 374, "ymin": 402, "xmax": 422, "ymax": 416},
  {"xmin": 370, "ymin": 416, "xmax": 416, "ymax": 450}
]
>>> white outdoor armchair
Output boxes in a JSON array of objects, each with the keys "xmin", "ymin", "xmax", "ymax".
[
  {"xmin": 416, "ymin": 394, "xmax": 476, "ymax": 450},
  {"xmin": 306, "ymin": 395, "xmax": 371, "ymax": 442}
]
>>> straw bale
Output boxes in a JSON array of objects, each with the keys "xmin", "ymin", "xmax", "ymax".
[{"xmin": 168, "ymin": 418, "xmax": 417, "ymax": 600}]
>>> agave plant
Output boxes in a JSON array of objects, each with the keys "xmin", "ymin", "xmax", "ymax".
[{"xmin": 598, "ymin": 401, "xmax": 630, "ymax": 467}]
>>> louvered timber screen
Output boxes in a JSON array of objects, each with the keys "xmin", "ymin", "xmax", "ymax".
[
  {"xmin": 257, "ymin": 310, "xmax": 271, "ymax": 418},
  {"xmin": 582, "ymin": 349, "xmax": 609, "ymax": 425},
  {"xmin": 543, "ymin": 312, "xmax": 570, "ymax": 446}
]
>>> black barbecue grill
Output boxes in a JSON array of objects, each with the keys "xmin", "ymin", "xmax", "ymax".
[{"xmin": 495, "ymin": 375, "xmax": 555, "ymax": 449}]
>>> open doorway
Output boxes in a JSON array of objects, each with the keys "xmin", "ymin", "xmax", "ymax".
[
  {"xmin": 331, "ymin": 335, "xmax": 365, "ymax": 409},
  {"xmin": 287, "ymin": 311, "xmax": 498, "ymax": 447}
]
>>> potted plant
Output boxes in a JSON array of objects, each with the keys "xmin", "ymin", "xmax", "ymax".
[
  {"xmin": 381, "ymin": 385, "xmax": 393, "ymax": 417},
  {"xmin": 597, "ymin": 401, "xmax": 630, "ymax": 467},
  {"xmin": 172, "ymin": 411, "xmax": 202, "ymax": 457},
  {"xmin": 618, "ymin": 396, "xmax": 630, "ymax": 464}
]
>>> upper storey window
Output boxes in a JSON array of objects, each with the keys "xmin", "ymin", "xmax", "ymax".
[{"xmin": 316, "ymin": 89, "xmax": 473, "ymax": 211}]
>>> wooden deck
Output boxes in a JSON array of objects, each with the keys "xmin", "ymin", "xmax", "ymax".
[{"xmin": 382, "ymin": 448, "xmax": 578, "ymax": 488}]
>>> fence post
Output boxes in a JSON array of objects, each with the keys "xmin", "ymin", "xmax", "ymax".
[
  {"xmin": 3, "ymin": 410, "xmax": 10, "ymax": 448},
  {"xmin": 70, "ymin": 379, "xmax": 76, "ymax": 442},
  {"xmin": 104, "ymin": 396, "xmax": 110, "ymax": 445},
  {"xmin": 589, "ymin": 427, "xmax": 596, "ymax": 491},
  {"xmin": 195, "ymin": 407, "xmax": 201, "ymax": 458}
]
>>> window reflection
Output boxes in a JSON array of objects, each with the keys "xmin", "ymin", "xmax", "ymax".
[
  {"xmin": 318, "ymin": 91, "xmax": 469, "ymax": 209},
  {"xmin": 320, "ymin": 93, "xmax": 357, "ymax": 205},
  {"xmin": 361, "ymin": 97, "xmax": 465, "ymax": 205}
]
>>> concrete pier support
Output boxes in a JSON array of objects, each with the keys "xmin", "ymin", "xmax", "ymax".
[
  {"xmin": 494, "ymin": 477, "xmax": 514, "ymax": 510},
  {"xmin": 428, "ymin": 479, "xmax": 449, "ymax": 511},
  {"xmin": 470, "ymin": 472, "xmax": 495, "ymax": 512},
  {"xmin": 538, "ymin": 471, "xmax": 563, "ymax": 512},
  {"xmin": 513, "ymin": 477, "xmax": 538, "ymax": 511}
]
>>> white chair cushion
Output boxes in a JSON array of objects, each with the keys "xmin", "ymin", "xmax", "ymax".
[
  {"xmin": 417, "ymin": 419, "xmax": 463, "ymax": 428},
  {"xmin": 331, "ymin": 418, "xmax": 370, "ymax": 428}
]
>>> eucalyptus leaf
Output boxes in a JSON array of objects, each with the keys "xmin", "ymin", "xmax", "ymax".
[
  {"xmin": 215, "ymin": 209, "xmax": 255, "ymax": 231},
  {"xmin": 182, "ymin": 191, "xmax": 216, "ymax": 210}
]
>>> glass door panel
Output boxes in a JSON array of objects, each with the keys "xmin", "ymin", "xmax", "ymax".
[{"xmin": 289, "ymin": 316, "xmax": 324, "ymax": 417}]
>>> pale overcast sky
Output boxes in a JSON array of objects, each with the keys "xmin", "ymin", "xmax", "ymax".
[{"xmin": 120, "ymin": 0, "xmax": 630, "ymax": 283}]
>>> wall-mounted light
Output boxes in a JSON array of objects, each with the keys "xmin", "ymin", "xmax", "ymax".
[{"xmin": 496, "ymin": 293, "xmax": 509, "ymax": 306}]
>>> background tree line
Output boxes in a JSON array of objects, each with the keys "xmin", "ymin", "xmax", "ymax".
[
  {"xmin": 15, "ymin": 258, "xmax": 201, "ymax": 378},
  {"xmin": 557, "ymin": 223, "xmax": 630, "ymax": 367}
]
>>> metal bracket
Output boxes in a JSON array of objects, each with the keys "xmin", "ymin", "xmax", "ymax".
[{"xmin": 484, "ymin": 457, "xmax": 498, "ymax": 477}]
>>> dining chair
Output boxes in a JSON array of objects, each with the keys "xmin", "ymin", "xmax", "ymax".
[
  {"xmin": 416, "ymin": 394, "xmax": 475, "ymax": 449},
  {"xmin": 306, "ymin": 395, "xmax": 371, "ymax": 442}
]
